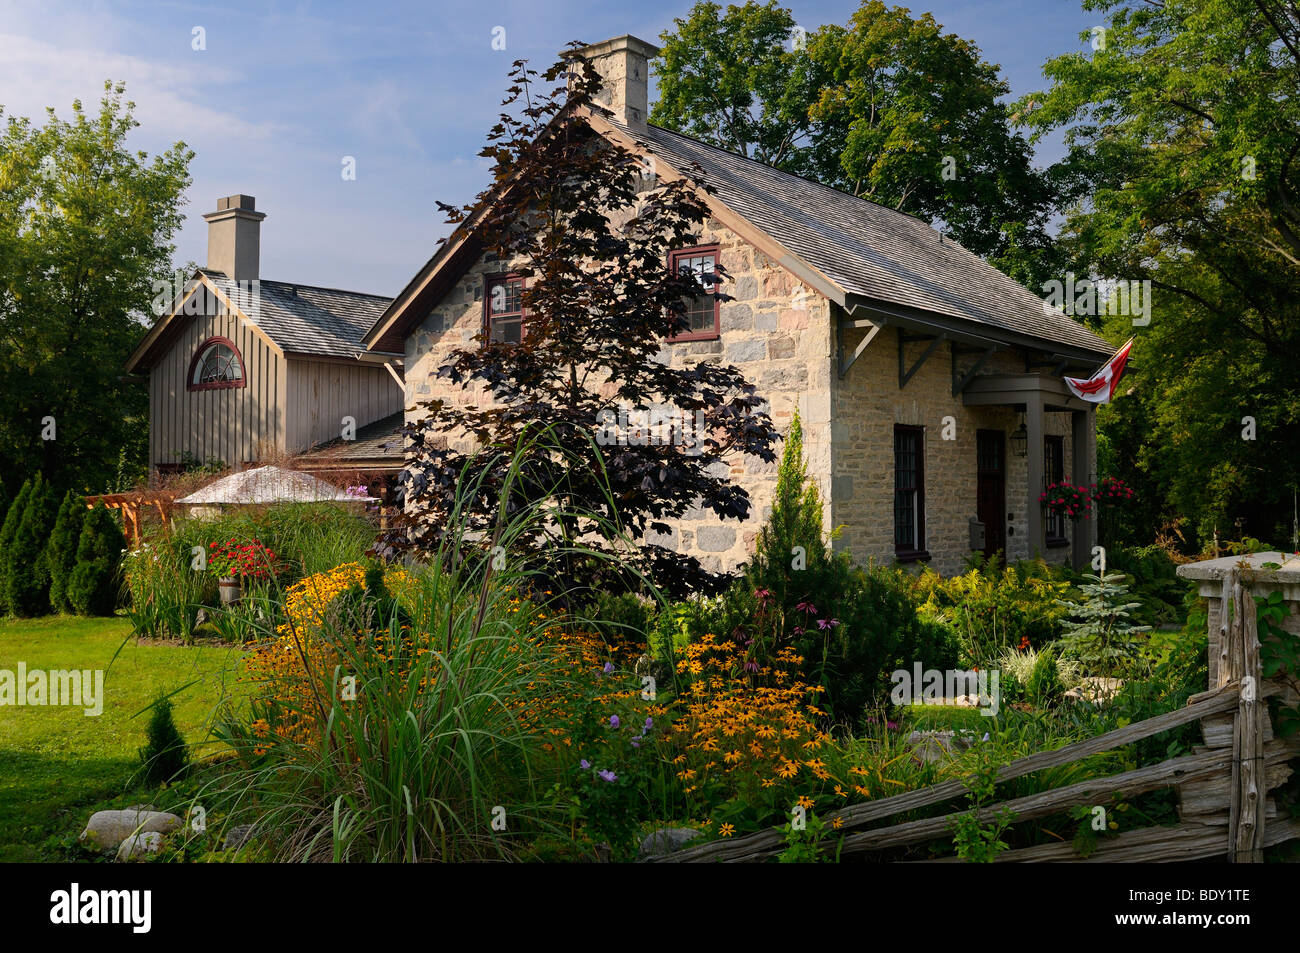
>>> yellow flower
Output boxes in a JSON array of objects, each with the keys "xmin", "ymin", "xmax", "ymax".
[
  {"xmin": 719, "ymin": 823, "xmax": 736, "ymax": 837},
  {"xmin": 797, "ymin": 795, "xmax": 815, "ymax": 810}
]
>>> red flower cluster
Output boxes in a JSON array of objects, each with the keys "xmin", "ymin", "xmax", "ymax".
[
  {"xmin": 1091, "ymin": 476, "xmax": 1136, "ymax": 505},
  {"xmin": 1040, "ymin": 481, "xmax": 1092, "ymax": 519},
  {"xmin": 208, "ymin": 538, "xmax": 280, "ymax": 580},
  {"xmin": 1040, "ymin": 477, "xmax": 1137, "ymax": 520}
]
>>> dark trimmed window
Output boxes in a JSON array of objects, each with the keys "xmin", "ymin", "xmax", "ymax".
[
  {"xmin": 1045, "ymin": 435, "xmax": 1067, "ymax": 545},
  {"xmin": 484, "ymin": 274, "xmax": 525, "ymax": 345},
  {"xmin": 188, "ymin": 338, "xmax": 245, "ymax": 391},
  {"xmin": 667, "ymin": 245, "xmax": 721, "ymax": 341},
  {"xmin": 894, "ymin": 425, "xmax": 927, "ymax": 559}
]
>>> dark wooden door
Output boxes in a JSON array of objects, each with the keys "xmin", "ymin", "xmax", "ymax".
[{"xmin": 976, "ymin": 430, "xmax": 1006, "ymax": 562}]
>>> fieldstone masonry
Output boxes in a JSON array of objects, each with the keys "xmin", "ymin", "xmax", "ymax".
[{"xmin": 404, "ymin": 207, "xmax": 1094, "ymax": 578}]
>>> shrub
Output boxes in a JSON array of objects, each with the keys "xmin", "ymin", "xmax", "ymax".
[
  {"xmin": 0, "ymin": 478, "xmax": 33, "ymax": 615},
  {"xmin": 911, "ymin": 559, "xmax": 1070, "ymax": 667},
  {"xmin": 139, "ymin": 693, "xmax": 189, "ymax": 786},
  {"xmin": 46, "ymin": 490, "xmax": 86, "ymax": 614},
  {"xmin": 67, "ymin": 504, "xmax": 127, "ymax": 616},
  {"xmin": 4, "ymin": 473, "xmax": 58, "ymax": 616},
  {"xmin": 1056, "ymin": 572, "xmax": 1153, "ymax": 678}
]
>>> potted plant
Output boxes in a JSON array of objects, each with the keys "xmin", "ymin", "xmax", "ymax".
[
  {"xmin": 208, "ymin": 538, "xmax": 279, "ymax": 604},
  {"xmin": 1040, "ymin": 481, "xmax": 1092, "ymax": 521}
]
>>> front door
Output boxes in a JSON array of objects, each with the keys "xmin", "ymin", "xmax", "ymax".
[{"xmin": 976, "ymin": 429, "xmax": 1006, "ymax": 563}]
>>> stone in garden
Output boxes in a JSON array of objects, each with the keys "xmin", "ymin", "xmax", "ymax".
[
  {"xmin": 1064, "ymin": 677, "xmax": 1124, "ymax": 705},
  {"xmin": 638, "ymin": 827, "xmax": 702, "ymax": 859},
  {"xmin": 906, "ymin": 730, "xmax": 981, "ymax": 764},
  {"xmin": 115, "ymin": 831, "xmax": 163, "ymax": 861},
  {"xmin": 223, "ymin": 824, "xmax": 256, "ymax": 850},
  {"xmin": 80, "ymin": 809, "xmax": 183, "ymax": 850}
]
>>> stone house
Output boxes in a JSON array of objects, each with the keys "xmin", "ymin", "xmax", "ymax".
[
  {"xmin": 360, "ymin": 35, "xmax": 1115, "ymax": 576},
  {"xmin": 127, "ymin": 195, "xmax": 406, "ymax": 482}
]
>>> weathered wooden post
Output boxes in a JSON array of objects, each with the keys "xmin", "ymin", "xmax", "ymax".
[{"xmin": 1177, "ymin": 552, "xmax": 1300, "ymax": 860}]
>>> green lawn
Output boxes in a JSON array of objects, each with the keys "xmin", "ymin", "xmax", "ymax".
[{"xmin": 0, "ymin": 615, "xmax": 246, "ymax": 861}]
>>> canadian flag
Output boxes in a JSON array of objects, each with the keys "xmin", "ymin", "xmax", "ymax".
[{"xmin": 1064, "ymin": 338, "xmax": 1134, "ymax": 404}]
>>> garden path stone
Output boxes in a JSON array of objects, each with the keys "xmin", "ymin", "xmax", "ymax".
[
  {"xmin": 115, "ymin": 831, "xmax": 163, "ymax": 861},
  {"xmin": 81, "ymin": 809, "xmax": 183, "ymax": 850},
  {"xmin": 223, "ymin": 824, "xmax": 256, "ymax": 850},
  {"xmin": 638, "ymin": 827, "xmax": 701, "ymax": 859}
]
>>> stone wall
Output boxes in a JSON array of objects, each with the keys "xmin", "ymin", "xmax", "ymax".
[
  {"xmin": 831, "ymin": 327, "xmax": 1088, "ymax": 576},
  {"xmin": 403, "ymin": 215, "xmax": 1095, "ymax": 579},
  {"xmin": 402, "ymin": 215, "xmax": 836, "ymax": 574}
]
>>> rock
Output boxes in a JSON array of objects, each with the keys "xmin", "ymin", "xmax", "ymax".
[
  {"xmin": 81, "ymin": 810, "xmax": 183, "ymax": 851},
  {"xmin": 223, "ymin": 824, "xmax": 256, "ymax": 850},
  {"xmin": 906, "ymin": 729, "xmax": 982, "ymax": 764},
  {"xmin": 638, "ymin": 828, "xmax": 702, "ymax": 860},
  {"xmin": 1064, "ymin": 677, "xmax": 1125, "ymax": 705},
  {"xmin": 115, "ymin": 831, "xmax": 163, "ymax": 861}
]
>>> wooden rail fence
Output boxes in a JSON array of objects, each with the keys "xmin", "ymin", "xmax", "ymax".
[{"xmin": 652, "ymin": 564, "xmax": 1300, "ymax": 863}]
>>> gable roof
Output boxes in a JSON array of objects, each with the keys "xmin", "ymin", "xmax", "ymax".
[
  {"xmin": 127, "ymin": 270, "xmax": 399, "ymax": 373},
  {"xmin": 363, "ymin": 108, "xmax": 1113, "ymax": 364},
  {"xmin": 606, "ymin": 118, "xmax": 1112, "ymax": 360}
]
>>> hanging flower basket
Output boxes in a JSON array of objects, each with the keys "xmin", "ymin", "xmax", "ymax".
[
  {"xmin": 1040, "ymin": 481, "xmax": 1092, "ymax": 520},
  {"xmin": 1092, "ymin": 476, "xmax": 1135, "ymax": 506}
]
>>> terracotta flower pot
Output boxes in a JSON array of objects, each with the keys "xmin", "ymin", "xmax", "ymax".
[{"xmin": 218, "ymin": 577, "xmax": 241, "ymax": 605}]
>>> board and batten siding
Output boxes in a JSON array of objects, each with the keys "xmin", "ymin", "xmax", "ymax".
[
  {"xmin": 148, "ymin": 293, "xmax": 285, "ymax": 469},
  {"xmin": 284, "ymin": 359, "xmax": 402, "ymax": 453}
]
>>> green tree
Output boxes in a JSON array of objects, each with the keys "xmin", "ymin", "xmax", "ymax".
[
  {"xmin": 393, "ymin": 49, "xmax": 778, "ymax": 596},
  {"xmin": 652, "ymin": 2, "xmax": 816, "ymax": 171},
  {"xmin": 3, "ymin": 473, "xmax": 58, "ymax": 616},
  {"xmin": 67, "ymin": 503, "xmax": 127, "ymax": 616},
  {"xmin": 139, "ymin": 693, "xmax": 189, "ymax": 787},
  {"xmin": 651, "ymin": 1, "xmax": 1062, "ymax": 280},
  {"xmin": 1056, "ymin": 572, "xmax": 1152, "ymax": 678},
  {"xmin": 0, "ymin": 82, "xmax": 193, "ymax": 496},
  {"xmin": 45, "ymin": 489, "xmax": 86, "ymax": 614},
  {"xmin": 1019, "ymin": 0, "xmax": 1300, "ymax": 545},
  {"xmin": 746, "ymin": 410, "xmax": 828, "ymax": 606},
  {"xmin": 0, "ymin": 478, "xmax": 30, "ymax": 615}
]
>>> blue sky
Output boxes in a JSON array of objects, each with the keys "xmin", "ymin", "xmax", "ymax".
[{"xmin": 1, "ymin": 0, "xmax": 1099, "ymax": 297}]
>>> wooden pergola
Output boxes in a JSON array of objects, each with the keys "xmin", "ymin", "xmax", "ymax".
[{"xmin": 83, "ymin": 491, "xmax": 176, "ymax": 547}]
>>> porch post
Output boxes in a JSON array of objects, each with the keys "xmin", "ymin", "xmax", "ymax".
[
  {"xmin": 1071, "ymin": 408, "xmax": 1093, "ymax": 571},
  {"xmin": 1026, "ymin": 393, "xmax": 1044, "ymax": 560}
]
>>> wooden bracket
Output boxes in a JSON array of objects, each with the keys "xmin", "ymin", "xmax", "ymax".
[
  {"xmin": 951, "ymin": 344, "xmax": 997, "ymax": 397},
  {"xmin": 899, "ymin": 329, "xmax": 945, "ymax": 390},
  {"xmin": 837, "ymin": 312, "xmax": 884, "ymax": 379}
]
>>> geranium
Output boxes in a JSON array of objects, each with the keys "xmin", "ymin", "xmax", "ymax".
[
  {"xmin": 208, "ymin": 538, "xmax": 280, "ymax": 580},
  {"xmin": 1092, "ymin": 476, "xmax": 1135, "ymax": 505},
  {"xmin": 1039, "ymin": 481, "xmax": 1091, "ymax": 519}
]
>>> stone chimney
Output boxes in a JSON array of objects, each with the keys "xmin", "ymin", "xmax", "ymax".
[
  {"xmin": 574, "ymin": 35, "xmax": 659, "ymax": 126},
  {"xmin": 203, "ymin": 194, "xmax": 266, "ymax": 282}
]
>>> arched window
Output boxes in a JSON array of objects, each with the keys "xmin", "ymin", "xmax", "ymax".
[{"xmin": 187, "ymin": 337, "xmax": 246, "ymax": 390}]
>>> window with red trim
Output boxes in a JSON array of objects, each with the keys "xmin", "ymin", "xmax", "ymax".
[
  {"xmin": 187, "ymin": 337, "xmax": 246, "ymax": 391},
  {"xmin": 667, "ymin": 245, "xmax": 721, "ymax": 341},
  {"xmin": 484, "ymin": 274, "xmax": 526, "ymax": 345}
]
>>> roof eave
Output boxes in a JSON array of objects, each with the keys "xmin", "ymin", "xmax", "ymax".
[{"xmin": 843, "ymin": 294, "xmax": 1114, "ymax": 367}]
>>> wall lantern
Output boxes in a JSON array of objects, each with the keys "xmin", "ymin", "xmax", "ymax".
[{"xmin": 1010, "ymin": 417, "xmax": 1029, "ymax": 458}]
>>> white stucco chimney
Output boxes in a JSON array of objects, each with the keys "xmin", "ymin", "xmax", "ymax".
[
  {"xmin": 574, "ymin": 35, "xmax": 659, "ymax": 126},
  {"xmin": 203, "ymin": 194, "xmax": 266, "ymax": 282}
]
